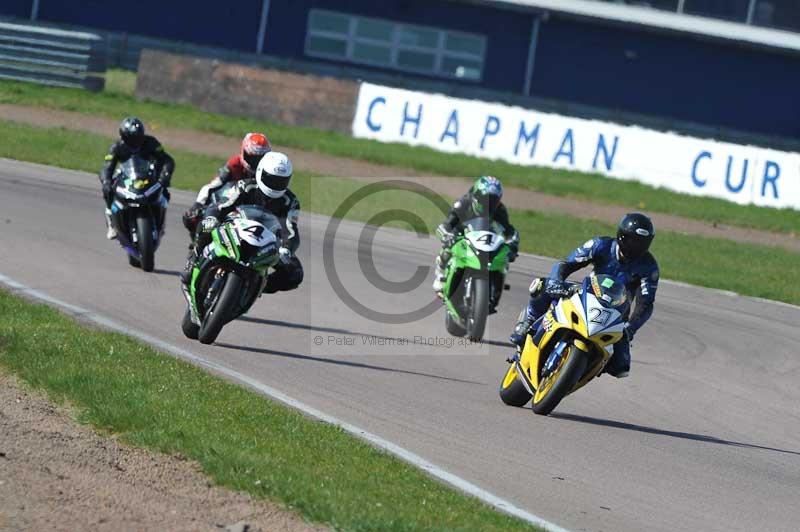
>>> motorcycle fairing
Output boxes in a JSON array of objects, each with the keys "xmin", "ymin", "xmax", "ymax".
[{"xmin": 519, "ymin": 275, "xmax": 625, "ymax": 392}]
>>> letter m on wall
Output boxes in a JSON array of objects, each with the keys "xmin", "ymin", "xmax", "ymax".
[{"xmin": 515, "ymin": 121, "xmax": 540, "ymax": 158}]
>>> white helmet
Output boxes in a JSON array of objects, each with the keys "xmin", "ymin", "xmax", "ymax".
[{"xmin": 256, "ymin": 151, "xmax": 293, "ymax": 199}]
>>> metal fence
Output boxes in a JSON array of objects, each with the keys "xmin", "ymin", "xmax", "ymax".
[{"xmin": 0, "ymin": 20, "xmax": 106, "ymax": 91}]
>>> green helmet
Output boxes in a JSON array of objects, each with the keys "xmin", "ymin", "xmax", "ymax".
[{"xmin": 471, "ymin": 176, "xmax": 503, "ymax": 215}]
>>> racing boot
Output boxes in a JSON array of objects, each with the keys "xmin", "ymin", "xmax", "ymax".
[
  {"xmin": 104, "ymin": 208, "xmax": 117, "ymax": 240},
  {"xmin": 180, "ymin": 248, "xmax": 198, "ymax": 287},
  {"xmin": 509, "ymin": 306, "xmax": 535, "ymax": 348},
  {"xmin": 600, "ymin": 338, "xmax": 631, "ymax": 378},
  {"xmin": 431, "ymin": 256, "xmax": 446, "ymax": 294}
]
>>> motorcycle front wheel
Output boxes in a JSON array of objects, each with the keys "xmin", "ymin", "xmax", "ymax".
[
  {"xmin": 466, "ymin": 277, "xmax": 489, "ymax": 341},
  {"xmin": 198, "ymin": 272, "xmax": 243, "ymax": 345},
  {"xmin": 135, "ymin": 215, "xmax": 155, "ymax": 272},
  {"xmin": 532, "ymin": 345, "xmax": 588, "ymax": 416}
]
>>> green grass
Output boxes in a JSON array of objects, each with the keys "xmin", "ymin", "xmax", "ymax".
[
  {"xmin": 2, "ymin": 118, "xmax": 798, "ymax": 305},
  {"xmin": 104, "ymin": 68, "xmax": 137, "ymax": 97},
  {"xmin": 0, "ymin": 289, "xmax": 541, "ymax": 531},
  {"xmin": 1, "ymin": 77, "xmax": 798, "ymax": 235},
  {"xmin": 0, "ymin": 119, "xmax": 218, "ymax": 190}
]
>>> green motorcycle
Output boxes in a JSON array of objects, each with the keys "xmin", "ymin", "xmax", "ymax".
[
  {"xmin": 181, "ymin": 205, "xmax": 281, "ymax": 344},
  {"xmin": 441, "ymin": 217, "xmax": 511, "ymax": 340}
]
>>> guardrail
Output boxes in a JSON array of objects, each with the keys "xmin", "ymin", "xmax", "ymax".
[{"xmin": 0, "ymin": 21, "xmax": 106, "ymax": 91}]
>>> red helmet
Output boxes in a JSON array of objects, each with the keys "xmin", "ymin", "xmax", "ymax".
[{"xmin": 240, "ymin": 132, "xmax": 272, "ymax": 171}]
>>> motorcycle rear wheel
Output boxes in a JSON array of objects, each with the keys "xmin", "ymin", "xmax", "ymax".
[
  {"xmin": 499, "ymin": 363, "xmax": 532, "ymax": 407},
  {"xmin": 181, "ymin": 307, "xmax": 199, "ymax": 340},
  {"xmin": 445, "ymin": 311, "xmax": 466, "ymax": 337},
  {"xmin": 198, "ymin": 272, "xmax": 243, "ymax": 345}
]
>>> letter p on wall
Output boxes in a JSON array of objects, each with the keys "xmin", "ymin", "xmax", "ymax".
[{"xmin": 480, "ymin": 116, "xmax": 500, "ymax": 150}]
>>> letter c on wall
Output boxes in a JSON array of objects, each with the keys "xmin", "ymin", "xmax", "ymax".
[
  {"xmin": 366, "ymin": 97, "xmax": 386, "ymax": 132},
  {"xmin": 692, "ymin": 151, "xmax": 712, "ymax": 188}
]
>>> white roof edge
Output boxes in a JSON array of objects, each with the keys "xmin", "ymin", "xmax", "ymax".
[
  {"xmin": 0, "ymin": 20, "xmax": 103, "ymax": 41},
  {"xmin": 485, "ymin": 0, "xmax": 800, "ymax": 53}
]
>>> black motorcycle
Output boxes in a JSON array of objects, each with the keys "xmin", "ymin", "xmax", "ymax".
[{"xmin": 109, "ymin": 155, "xmax": 167, "ymax": 272}]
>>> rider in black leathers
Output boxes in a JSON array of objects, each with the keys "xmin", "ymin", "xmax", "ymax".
[
  {"xmin": 181, "ymin": 151, "xmax": 303, "ymax": 294},
  {"xmin": 100, "ymin": 117, "xmax": 174, "ymax": 239}
]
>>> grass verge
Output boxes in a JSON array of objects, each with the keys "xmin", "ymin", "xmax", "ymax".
[
  {"xmin": 0, "ymin": 288, "xmax": 540, "ymax": 531},
  {"xmin": 1, "ymin": 77, "xmax": 798, "ymax": 235},
  {"xmin": 2, "ymin": 118, "xmax": 798, "ymax": 305}
]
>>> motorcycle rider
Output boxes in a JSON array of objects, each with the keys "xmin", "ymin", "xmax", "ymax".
[
  {"xmin": 509, "ymin": 213, "xmax": 660, "ymax": 378},
  {"xmin": 182, "ymin": 132, "xmax": 272, "ymax": 236},
  {"xmin": 181, "ymin": 151, "xmax": 303, "ymax": 294},
  {"xmin": 432, "ymin": 175, "xmax": 519, "ymax": 294},
  {"xmin": 100, "ymin": 117, "xmax": 175, "ymax": 240}
]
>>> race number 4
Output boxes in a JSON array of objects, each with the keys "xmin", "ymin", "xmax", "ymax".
[
  {"xmin": 234, "ymin": 219, "xmax": 272, "ymax": 246},
  {"xmin": 243, "ymin": 225, "xmax": 264, "ymax": 239}
]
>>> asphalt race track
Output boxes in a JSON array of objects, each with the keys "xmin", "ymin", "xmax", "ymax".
[{"xmin": 1, "ymin": 159, "xmax": 799, "ymax": 532}]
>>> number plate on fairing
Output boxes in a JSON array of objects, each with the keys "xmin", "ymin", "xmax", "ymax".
[
  {"xmin": 232, "ymin": 219, "xmax": 275, "ymax": 247},
  {"xmin": 465, "ymin": 230, "xmax": 504, "ymax": 252}
]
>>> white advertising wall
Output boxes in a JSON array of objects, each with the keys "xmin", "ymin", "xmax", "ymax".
[{"xmin": 352, "ymin": 82, "xmax": 800, "ymax": 210}]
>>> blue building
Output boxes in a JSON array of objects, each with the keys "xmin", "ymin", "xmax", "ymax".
[{"xmin": 3, "ymin": 0, "xmax": 799, "ymax": 142}]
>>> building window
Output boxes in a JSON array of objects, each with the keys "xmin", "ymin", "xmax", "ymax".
[
  {"xmin": 683, "ymin": 0, "xmax": 750, "ymax": 22},
  {"xmin": 305, "ymin": 9, "xmax": 487, "ymax": 81}
]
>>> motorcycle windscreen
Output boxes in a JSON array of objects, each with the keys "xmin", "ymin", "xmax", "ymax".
[
  {"xmin": 461, "ymin": 216, "xmax": 495, "ymax": 233},
  {"xmin": 589, "ymin": 273, "xmax": 628, "ymax": 310},
  {"xmin": 230, "ymin": 205, "xmax": 283, "ymax": 237},
  {"xmin": 119, "ymin": 155, "xmax": 155, "ymax": 182}
]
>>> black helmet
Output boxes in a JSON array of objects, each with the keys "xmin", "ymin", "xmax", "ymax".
[
  {"xmin": 617, "ymin": 213, "xmax": 654, "ymax": 261},
  {"xmin": 119, "ymin": 117, "xmax": 145, "ymax": 149},
  {"xmin": 471, "ymin": 176, "xmax": 503, "ymax": 216}
]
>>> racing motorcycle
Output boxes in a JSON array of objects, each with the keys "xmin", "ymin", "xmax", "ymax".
[
  {"xmin": 181, "ymin": 205, "xmax": 281, "ymax": 345},
  {"xmin": 109, "ymin": 154, "xmax": 167, "ymax": 272},
  {"xmin": 499, "ymin": 273, "xmax": 628, "ymax": 415},
  {"xmin": 440, "ymin": 217, "xmax": 511, "ymax": 341}
]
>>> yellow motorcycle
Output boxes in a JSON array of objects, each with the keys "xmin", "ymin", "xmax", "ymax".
[{"xmin": 499, "ymin": 273, "xmax": 629, "ymax": 415}]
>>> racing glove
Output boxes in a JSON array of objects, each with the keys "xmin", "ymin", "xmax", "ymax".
[
  {"xmin": 545, "ymin": 278, "xmax": 571, "ymax": 298},
  {"xmin": 506, "ymin": 230, "xmax": 520, "ymax": 262},
  {"xmin": 158, "ymin": 166, "xmax": 173, "ymax": 188},
  {"xmin": 623, "ymin": 323, "xmax": 635, "ymax": 343},
  {"xmin": 278, "ymin": 246, "xmax": 293, "ymax": 265},
  {"xmin": 200, "ymin": 216, "xmax": 219, "ymax": 233},
  {"xmin": 436, "ymin": 223, "xmax": 455, "ymax": 247},
  {"xmin": 182, "ymin": 202, "xmax": 204, "ymax": 232}
]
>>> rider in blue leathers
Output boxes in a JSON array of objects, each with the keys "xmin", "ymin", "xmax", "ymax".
[{"xmin": 509, "ymin": 213, "xmax": 659, "ymax": 378}]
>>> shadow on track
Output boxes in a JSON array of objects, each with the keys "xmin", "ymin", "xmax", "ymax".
[
  {"xmin": 153, "ymin": 269, "xmax": 182, "ymax": 277},
  {"xmin": 238, "ymin": 316, "xmax": 357, "ymax": 337},
  {"xmin": 552, "ymin": 412, "xmax": 800, "ymax": 456},
  {"xmin": 215, "ymin": 342, "xmax": 486, "ymax": 386},
  {"xmin": 238, "ymin": 315, "xmax": 511, "ymax": 350}
]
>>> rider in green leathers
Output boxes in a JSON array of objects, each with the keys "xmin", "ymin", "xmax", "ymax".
[{"xmin": 432, "ymin": 176, "xmax": 519, "ymax": 294}]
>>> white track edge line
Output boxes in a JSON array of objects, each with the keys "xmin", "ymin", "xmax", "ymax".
[{"xmin": 0, "ymin": 272, "xmax": 571, "ymax": 532}]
